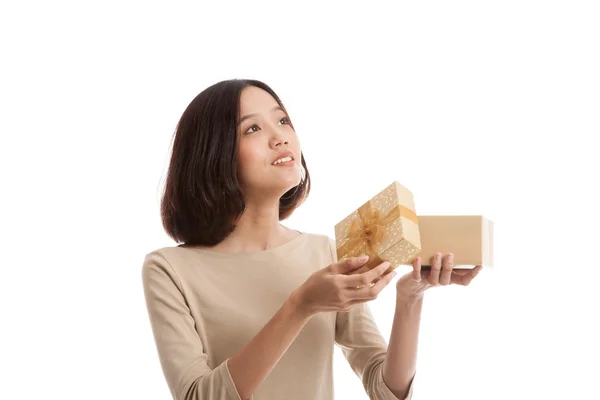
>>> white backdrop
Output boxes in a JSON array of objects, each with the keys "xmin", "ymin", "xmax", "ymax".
[{"xmin": 1, "ymin": 1, "xmax": 599, "ymax": 399}]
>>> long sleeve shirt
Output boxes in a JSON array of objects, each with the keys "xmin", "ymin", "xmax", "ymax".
[{"xmin": 141, "ymin": 231, "xmax": 414, "ymax": 399}]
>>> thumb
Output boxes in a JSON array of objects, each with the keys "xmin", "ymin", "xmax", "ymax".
[{"xmin": 331, "ymin": 255, "xmax": 369, "ymax": 274}]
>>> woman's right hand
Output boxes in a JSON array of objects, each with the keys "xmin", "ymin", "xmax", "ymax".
[{"xmin": 290, "ymin": 256, "xmax": 397, "ymax": 318}]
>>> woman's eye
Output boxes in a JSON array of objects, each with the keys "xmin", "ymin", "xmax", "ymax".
[{"xmin": 245, "ymin": 117, "xmax": 290, "ymax": 134}]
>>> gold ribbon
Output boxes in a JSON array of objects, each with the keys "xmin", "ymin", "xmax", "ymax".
[{"xmin": 337, "ymin": 201, "xmax": 418, "ymax": 277}]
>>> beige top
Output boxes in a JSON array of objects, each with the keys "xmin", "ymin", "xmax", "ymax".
[{"xmin": 141, "ymin": 231, "xmax": 414, "ymax": 400}]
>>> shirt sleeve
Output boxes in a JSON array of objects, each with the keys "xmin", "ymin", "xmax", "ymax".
[
  {"xmin": 329, "ymin": 237, "xmax": 415, "ymax": 400},
  {"xmin": 335, "ymin": 304, "xmax": 414, "ymax": 400},
  {"xmin": 141, "ymin": 250, "xmax": 252, "ymax": 400}
]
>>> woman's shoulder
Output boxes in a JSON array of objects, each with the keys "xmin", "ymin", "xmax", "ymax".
[
  {"xmin": 299, "ymin": 230, "xmax": 332, "ymax": 243},
  {"xmin": 142, "ymin": 244, "xmax": 207, "ymax": 269},
  {"xmin": 293, "ymin": 231, "xmax": 337, "ymax": 264},
  {"xmin": 287, "ymin": 230, "xmax": 335, "ymax": 252},
  {"xmin": 140, "ymin": 244, "xmax": 207, "ymax": 278}
]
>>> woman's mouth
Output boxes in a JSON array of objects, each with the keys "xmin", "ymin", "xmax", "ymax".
[{"xmin": 272, "ymin": 156, "xmax": 295, "ymax": 167}]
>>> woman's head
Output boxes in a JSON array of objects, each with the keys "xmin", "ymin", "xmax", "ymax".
[{"xmin": 161, "ymin": 79, "xmax": 311, "ymax": 246}]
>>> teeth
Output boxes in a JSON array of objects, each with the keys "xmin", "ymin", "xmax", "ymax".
[{"xmin": 273, "ymin": 156, "xmax": 292, "ymax": 165}]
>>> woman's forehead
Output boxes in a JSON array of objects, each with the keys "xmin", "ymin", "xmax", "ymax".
[{"xmin": 239, "ymin": 86, "xmax": 280, "ymax": 113}]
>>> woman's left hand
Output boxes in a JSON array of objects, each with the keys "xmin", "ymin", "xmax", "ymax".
[{"xmin": 396, "ymin": 252, "xmax": 483, "ymax": 299}]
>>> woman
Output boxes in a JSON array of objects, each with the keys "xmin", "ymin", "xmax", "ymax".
[{"xmin": 141, "ymin": 79, "xmax": 482, "ymax": 400}]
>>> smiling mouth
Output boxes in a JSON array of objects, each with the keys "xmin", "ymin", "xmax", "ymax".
[
  {"xmin": 272, "ymin": 156, "xmax": 294, "ymax": 166},
  {"xmin": 272, "ymin": 160, "xmax": 295, "ymax": 167}
]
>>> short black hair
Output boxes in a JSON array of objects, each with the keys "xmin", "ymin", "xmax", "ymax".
[{"xmin": 160, "ymin": 79, "xmax": 311, "ymax": 246}]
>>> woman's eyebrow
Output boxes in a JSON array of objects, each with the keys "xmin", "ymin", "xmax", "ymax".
[{"xmin": 238, "ymin": 106, "xmax": 285, "ymax": 125}]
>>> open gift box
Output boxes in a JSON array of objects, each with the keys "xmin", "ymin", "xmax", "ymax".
[{"xmin": 334, "ymin": 181, "xmax": 494, "ymax": 283}]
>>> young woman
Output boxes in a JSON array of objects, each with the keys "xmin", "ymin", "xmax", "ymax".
[{"xmin": 141, "ymin": 79, "xmax": 482, "ymax": 400}]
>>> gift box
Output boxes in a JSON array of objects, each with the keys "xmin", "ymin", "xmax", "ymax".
[
  {"xmin": 334, "ymin": 181, "xmax": 422, "ymax": 279},
  {"xmin": 400, "ymin": 215, "xmax": 494, "ymax": 269}
]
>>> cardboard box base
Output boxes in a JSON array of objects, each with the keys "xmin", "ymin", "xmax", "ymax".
[{"xmin": 401, "ymin": 215, "xmax": 494, "ymax": 268}]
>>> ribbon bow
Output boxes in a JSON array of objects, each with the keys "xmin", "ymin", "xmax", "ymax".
[{"xmin": 337, "ymin": 201, "xmax": 418, "ymax": 276}]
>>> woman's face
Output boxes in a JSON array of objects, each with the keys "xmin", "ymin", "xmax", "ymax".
[{"xmin": 236, "ymin": 86, "xmax": 303, "ymax": 198}]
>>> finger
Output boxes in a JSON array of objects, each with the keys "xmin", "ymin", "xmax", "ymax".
[
  {"xmin": 351, "ymin": 267, "xmax": 397, "ymax": 300},
  {"xmin": 449, "ymin": 268, "xmax": 471, "ymax": 276},
  {"xmin": 452, "ymin": 265, "xmax": 482, "ymax": 286},
  {"xmin": 342, "ymin": 260, "xmax": 391, "ymax": 288},
  {"xmin": 342, "ymin": 260, "xmax": 390, "ymax": 288},
  {"xmin": 439, "ymin": 253, "xmax": 454, "ymax": 285},
  {"xmin": 333, "ymin": 255, "xmax": 369, "ymax": 275},
  {"xmin": 429, "ymin": 252, "xmax": 442, "ymax": 285},
  {"xmin": 412, "ymin": 257, "xmax": 422, "ymax": 281}
]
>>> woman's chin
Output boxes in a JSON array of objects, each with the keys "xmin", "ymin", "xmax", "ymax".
[
  {"xmin": 279, "ymin": 180, "xmax": 301, "ymax": 195},
  {"xmin": 278, "ymin": 173, "xmax": 302, "ymax": 187}
]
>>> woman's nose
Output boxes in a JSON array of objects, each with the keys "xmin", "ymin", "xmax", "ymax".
[{"xmin": 270, "ymin": 129, "xmax": 288, "ymax": 145}]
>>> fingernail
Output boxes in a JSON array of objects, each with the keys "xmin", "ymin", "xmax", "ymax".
[
  {"xmin": 358, "ymin": 255, "xmax": 368, "ymax": 262},
  {"xmin": 436, "ymin": 253, "xmax": 441, "ymax": 261},
  {"xmin": 447, "ymin": 253, "xmax": 454, "ymax": 262}
]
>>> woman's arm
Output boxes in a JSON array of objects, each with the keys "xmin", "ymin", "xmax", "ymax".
[
  {"xmin": 142, "ymin": 251, "xmax": 312, "ymax": 400},
  {"xmin": 227, "ymin": 291, "xmax": 310, "ymax": 400},
  {"xmin": 382, "ymin": 292, "xmax": 423, "ymax": 399}
]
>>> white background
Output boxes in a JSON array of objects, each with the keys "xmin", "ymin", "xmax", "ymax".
[{"xmin": 1, "ymin": 1, "xmax": 599, "ymax": 399}]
